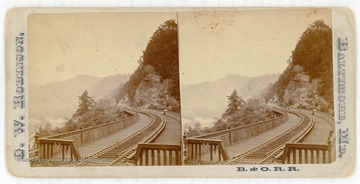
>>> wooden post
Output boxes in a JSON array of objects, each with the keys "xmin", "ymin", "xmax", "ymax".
[
  {"xmin": 176, "ymin": 150, "xmax": 180, "ymax": 165},
  {"xmin": 145, "ymin": 149, "xmax": 149, "ymax": 166},
  {"xmin": 65, "ymin": 145, "xmax": 69, "ymax": 156},
  {"xmin": 311, "ymin": 149, "xmax": 314, "ymax": 164},
  {"xmin": 316, "ymin": 149, "xmax": 320, "ymax": 164},
  {"xmin": 195, "ymin": 144, "xmax": 198, "ymax": 160},
  {"xmin": 39, "ymin": 143, "xmax": 43, "ymax": 159},
  {"xmin": 34, "ymin": 134, "xmax": 39, "ymax": 150},
  {"xmin": 62, "ymin": 145, "xmax": 65, "ymax": 160},
  {"xmin": 169, "ymin": 150, "xmax": 173, "ymax": 165},
  {"xmin": 43, "ymin": 143, "xmax": 47, "ymax": 159},
  {"xmin": 50, "ymin": 144, "xmax": 53, "ymax": 159},
  {"xmin": 182, "ymin": 133, "xmax": 187, "ymax": 165},
  {"xmin": 46, "ymin": 144, "xmax": 50, "ymax": 159},
  {"xmin": 218, "ymin": 145, "xmax": 221, "ymax": 161},
  {"xmin": 198, "ymin": 144, "xmax": 202, "ymax": 161},
  {"xmin": 151, "ymin": 149, "xmax": 155, "ymax": 165},
  {"xmin": 292, "ymin": 149, "xmax": 296, "ymax": 164},
  {"xmin": 163, "ymin": 150, "xmax": 167, "ymax": 165},
  {"xmin": 327, "ymin": 130, "xmax": 333, "ymax": 163},
  {"xmin": 210, "ymin": 145, "xmax": 213, "ymax": 161},
  {"xmin": 190, "ymin": 143, "xmax": 194, "ymax": 160},
  {"xmin": 157, "ymin": 150, "xmax": 161, "ymax": 165},
  {"xmin": 70, "ymin": 145, "xmax": 73, "ymax": 160},
  {"xmin": 286, "ymin": 149, "xmax": 290, "ymax": 164},
  {"xmin": 139, "ymin": 151, "xmax": 143, "ymax": 165}
]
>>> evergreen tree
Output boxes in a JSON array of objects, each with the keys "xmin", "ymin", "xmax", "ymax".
[
  {"xmin": 75, "ymin": 90, "xmax": 95, "ymax": 116},
  {"xmin": 225, "ymin": 90, "xmax": 245, "ymax": 116}
]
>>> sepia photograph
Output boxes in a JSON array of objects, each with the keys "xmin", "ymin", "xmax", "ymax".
[
  {"xmin": 4, "ymin": 7, "xmax": 356, "ymax": 177},
  {"xmin": 27, "ymin": 12, "xmax": 182, "ymax": 167},
  {"xmin": 179, "ymin": 9, "xmax": 335, "ymax": 165}
]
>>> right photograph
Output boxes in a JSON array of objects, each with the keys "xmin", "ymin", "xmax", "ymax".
[{"xmin": 179, "ymin": 9, "xmax": 335, "ymax": 165}]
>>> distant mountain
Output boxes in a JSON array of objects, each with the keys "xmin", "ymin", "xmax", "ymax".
[
  {"xmin": 181, "ymin": 74, "xmax": 278, "ymax": 127},
  {"xmin": 238, "ymin": 74, "xmax": 279, "ymax": 100},
  {"xmin": 29, "ymin": 74, "xmax": 129, "ymax": 120},
  {"xmin": 89, "ymin": 74, "xmax": 130, "ymax": 100},
  {"xmin": 182, "ymin": 75, "xmax": 250, "ymax": 119},
  {"xmin": 29, "ymin": 75, "xmax": 101, "ymax": 120}
]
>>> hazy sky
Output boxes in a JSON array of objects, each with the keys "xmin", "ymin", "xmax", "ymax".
[
  {"xmin": 28, "ymin": 12, "xmax": 177, "ymax": 85},
  {"xmin": 179, "ymin": 8, "xmax": 331, "ymax": 85},
  {"xmin": 28, "ymin": 9, "xmax": 331, "ymax": 86}
]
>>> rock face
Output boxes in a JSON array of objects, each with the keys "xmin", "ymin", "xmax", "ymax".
[
  {"xmin": 267, "ymin": 69, "xmax": 330, "ymax": 112},
  {"xmin": 265, "ymin": 21, "xmax": 333, "ymax": 113},
  {"xmin": 134, "ymin": 73, "xmax": 167, "ymax": 106},
  {"xmin": 121, "ymin": 68, "xmax": 180, "ymax": 111},
  {"xmin": 114, "ymin": 20, "xmax": 180, "ymax": 110},
  {"xmin": 115, "ymin": 65, "xmax": 180, "ymax": 112},
  {"xmin": 283, "ymin": 73, "xmax": 317, "ymax": 106}
]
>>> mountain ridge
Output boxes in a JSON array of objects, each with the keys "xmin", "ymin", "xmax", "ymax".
[
  {"xmin": 29, "ymin": 73, "xmax": 129, "ymax": 120},
  {"xmin": 182, "ymin": 74, "xmax": 278, "ymax": 120}
]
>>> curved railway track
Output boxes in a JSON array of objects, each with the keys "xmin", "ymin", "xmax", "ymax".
[
  {"xmin": 75, "ymin": 112, "xmax": 166, "ymax": 167},
  {"xmin": 296, "ymin": 108, "xmax": 334, "ymax": 128},
  {"xmin": 226, "ymin": 111, "xmax": 314, "ymax": 165}
]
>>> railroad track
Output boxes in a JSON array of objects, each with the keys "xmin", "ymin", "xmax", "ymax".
[
  {"xmin": 74, "ymin": 112, "xmax": 166, "ymax": 167},
  {"xmin": 226, "ymin": 111, "xmax": 314, "ymax": 165},
  {"xmin": 295, "ymin": 108, "xmax": 334, "ymax": 128}
]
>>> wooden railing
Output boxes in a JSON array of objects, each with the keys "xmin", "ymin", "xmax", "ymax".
[
  {"xmin": 45, "ymin": 114, "xmax": 139, "ymax": 147},
  {"xmin": 278, "ymin": 108, "xmax": 336, "ymax": 164},
  {"xmin": 31, "ymin": 109, "xmax": 139, "ymax": 159},
  {"xmin": 38, "ymin": 138, "xmax": 80, "ymax": 161},
  {"xmin": 120, "ymin": 113, "xmax": 168, "ymax": 163},
  {"xmin": 281, "ymin": 130, "xmax": 335, "ymax": 164},
  {"xmin": 184, "ymin": 138, "xmax": 229, "ymax": 164},
  {"xmin": 133, "ymin": 143, "xmax": 181, "ymax": 166},
  {"xmin": 192, "ymin": 110, "xmax": 289, "ymax": 146},
  {"xmin": 119, "ymin": 110, "xmax": 183, "ymax": 166}
]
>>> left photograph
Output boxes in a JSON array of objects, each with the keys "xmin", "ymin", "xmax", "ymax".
[{"xmin": 28, "ymin": 12, "xmax": 182, "ymax": 167}]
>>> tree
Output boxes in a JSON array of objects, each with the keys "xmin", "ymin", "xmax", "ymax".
[
  {"xmin": 75, "ymin": 90, "xmax": 95, "ymax": 116},
  {"xmin": 143, "ymin": 19, "xmax": 178, "ymax": 78},
  {"xmin": 120, "ymin": 19, "xmax": 180, "ymax": 104},
  {"xmin": 225, "ymin": 90, "xmax": 245, "ymax": 116},
  {"xmin": 292, "ymin": 20, "xmax": 333, "ymax": 108},
  {"xmin": 142, "ymin": 19, "xmax": 179, "ymax": 100},
  {"xmin": 185, "ymin": 121, "xmax": 202, "ymax": 137},
  {"xmin": 264, "ymin": 20, "xmax": 333, "ymax": 109},
  {"xmin": 36, "ymin": 122, "xmax": 53, "ymax": 138}
]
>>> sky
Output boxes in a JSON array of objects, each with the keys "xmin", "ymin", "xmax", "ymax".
[
  {"xmin": 28, "ymin": 12, "xmax": 177, "ymax": 85},
  {"xmin": 179, "ymin": 8, "xmax": 332, "ymax": 85},
  {"xmin": 28, "ymin": 9, "xmax": 331, "ymax": 86}
]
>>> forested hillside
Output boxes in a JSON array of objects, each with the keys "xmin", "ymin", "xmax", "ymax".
[
  {"xmin": 265, "ymin": 20, "xmax": 333, "ymax": 113},
  {"xmin": 113, "ymin": 20, "xmax": 180, "ymax": 111}
]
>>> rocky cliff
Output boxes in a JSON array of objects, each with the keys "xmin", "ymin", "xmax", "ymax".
[
  {"xmin": 267, "ymin": 67, "xmax": 330, "ymax": 112},
  {"xmin": 114, "ymin": 19, "xmax": 180, "ymax": 111},
  {"xmin": 264, "ymin": 20, "xmax": 333, "ymax": 113}
]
